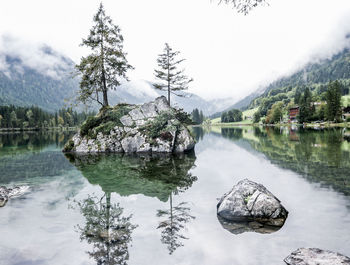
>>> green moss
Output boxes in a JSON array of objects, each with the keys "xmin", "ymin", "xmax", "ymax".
[
  {"xmin": 80, "ymin": 116, "xmax": 102, "ymax": 136},
  {"xmin": 140, "ymin": 111, "xmax": 173, "ymax": 139},
  {"xmin": 62, "ymin": 139, "xmax": 74, "ymax": 152},
  {"xmin": 175, "ymin": 109, "xmax": 193, "ymax": 125},
  {"xmin": 80, "ymin": 104, "xmax": 133, "ymax": 138},
  {"xmin": 95, "ymin": 121, "xmax": 117, "ymax": 135},
  {"xmin": 244, "ymin": 195, "xmax": 252, "ymax": 203}
]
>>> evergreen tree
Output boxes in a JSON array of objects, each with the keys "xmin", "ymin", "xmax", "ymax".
[
  {"xmin": 221, "ymin": 109, "xmax": 242, "ymax": 123},
  {"xmin": 294, "ymin": 89, "xmax": 302, "ymax": 105},
  {"xmin": 191, "ymin": 109, "xmax": 200, "ymax": 124},
  {"xmin": 298, "ymin": 87, "xmax": 313, "ymax": 123},
  {"xmin": 76, "ymin": 3, "xmax": 133, "ymax": 107},
  {"xmin": 154, "ymin": 43, "xmax": 193, "ymax": 106},
  {"xmin": 326, "ymin": 81, "xmax": 342, "ymax": 122},
  {"xmin": 199, "ymin": 110, "xmax": 204, "ymax": 124},
  {"xmin": 10, "ymin": 111, "xmax": 17, "ymax": 128}
]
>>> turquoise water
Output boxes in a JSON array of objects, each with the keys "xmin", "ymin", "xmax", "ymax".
[{"xmin": 0, "ymin": 128, "xmax": 349, "ymax": 265}]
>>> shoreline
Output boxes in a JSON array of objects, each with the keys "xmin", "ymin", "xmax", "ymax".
[
  {"xmin": 0, "ymin": 127, "xmax": 78, "ymax": 133},
  {"xmin": 209, "ymin": 122, "xmax": 350, "ymax": 128}
]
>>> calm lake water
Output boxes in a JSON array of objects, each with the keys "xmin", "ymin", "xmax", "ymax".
[{"xmin": 0, "ymin": 127, "xmax": 350, "ymax": 265}]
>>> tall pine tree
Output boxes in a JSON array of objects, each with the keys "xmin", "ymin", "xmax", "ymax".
[
  {"xmin": 76, "ymin": 3, "xmax": 133, "ymax": 107},
  {"xmin": 154, "ymin": 43, "xmax": 193, "ymax": 106}
]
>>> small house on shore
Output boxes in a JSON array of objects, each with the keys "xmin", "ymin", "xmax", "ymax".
[{"xmin": 289, "ymin": 106, "xmax": 299, "ymax": 122}]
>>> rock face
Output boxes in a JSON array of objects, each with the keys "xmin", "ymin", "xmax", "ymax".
[
  {"xmin": 217, "ymin": 179, "xmax": 288, "ymax": 234},
  {"xmin": 284, "ymin": 248, "xmax": 350, "ymax": 265},
  {"xmin": 0, "ymin": 186, "xmax": 30, "ymax": 207},
  {"xmin": 63, "ymin": 96, "xmax": 195, "ymax": 153}
]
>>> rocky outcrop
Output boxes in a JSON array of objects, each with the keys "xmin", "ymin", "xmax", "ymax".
[
  {"xmin": 63, "ymin": 96, "xmax": 195, "ymax": 153},
  {"xmin": 217, "ymin": 179, "xmax": 288, "ymax": 234},
  {"xmin": 284, "ymin": 248, "xmax": 350, "ymax": 265},
  {"xmin": 0, "ymin": 186, "xmax": 30, "ymax": 207}
]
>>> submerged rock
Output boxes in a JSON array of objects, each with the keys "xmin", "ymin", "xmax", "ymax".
[
  {"xmin": 284, "ymin": 248, "xmax": 350, "ymax": 265},
  {"xmin": 0, "ymin": 186, "xmax": 30, "ymax": 207},
  {"xmin": 217, "ymin": 216, "xmax": 282, "ymax": 235},
  {"xmin": 63, "ymin": 96, "xmax": 195, "ymax": 153},
  {"xmin": 217, "ymin": 179, "xmax": 288, "ymax": 233}
]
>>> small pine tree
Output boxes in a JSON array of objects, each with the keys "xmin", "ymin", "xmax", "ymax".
[
  {"xmin": 76, "ymin": 3, "xmax": 133, "ymax": 107},
  {"xmin": 154, "ymin": 43, "xmax": 193, "ymax": 106}
]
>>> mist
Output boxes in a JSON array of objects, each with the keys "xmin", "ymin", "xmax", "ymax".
[
  {"xmin": 0, "ymin": 35, "xmax": 74, "ymax": 80},
  {"xmin": 1, "ymin": 0, "xmax": 350, "ymax": 102}
]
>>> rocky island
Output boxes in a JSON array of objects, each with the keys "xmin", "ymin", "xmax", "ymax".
[{"xmin": 63, "ymin": 96, "xmax": 195, "ymax": 153}]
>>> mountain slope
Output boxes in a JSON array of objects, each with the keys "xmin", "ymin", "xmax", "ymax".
[
  {"xmin": 0, "ymin": 46, "xmax": 78, "ymax": 112},
  {"xmin": 0, "ymin": 41, "xmax": 231, "ymax": 115},
  {"xmin": 108, "ymin": 80, "xmax": 233, "ymax": 115},
  {"xmin": 221, "ymin": 46, "xmax": 350, "ymax": 115}
]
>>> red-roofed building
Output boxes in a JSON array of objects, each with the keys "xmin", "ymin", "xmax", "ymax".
[{"xmin": 289, "ymin": 106, "xmax": 299, "ymax": 122}]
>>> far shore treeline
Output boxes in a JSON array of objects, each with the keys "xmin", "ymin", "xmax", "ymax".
[{"xmin": 0, "ymin": 105, "xmax": 95, "ymax": 129}]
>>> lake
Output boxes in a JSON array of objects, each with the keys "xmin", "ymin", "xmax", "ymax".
[{"xmin": 0, "ymin": 127, "xmax": 349, "ymax": 265}]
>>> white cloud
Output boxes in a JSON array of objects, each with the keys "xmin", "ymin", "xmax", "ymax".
[
  {"xmin": 1, "ymin": 0, "xmax": 350, "ymax": 100},
  {"xmin": 0, "ymin": 35, "xmax": 73, "ymax": 79}
]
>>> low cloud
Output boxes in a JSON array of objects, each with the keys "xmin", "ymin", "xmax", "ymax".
[{"xmin": 0, "ymin": 34, "xmax": 73, "ymax": 80}]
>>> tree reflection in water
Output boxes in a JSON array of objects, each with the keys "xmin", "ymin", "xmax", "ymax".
[
  {"xmin": 66, "ymin": 152, "xmax": 198, "ymax": 259},
  {"xmin": 153, "ymin": 154, "xmax": 197, "ymax": 255},
  {"xmin": 157, "ymin": 194, "xmax": 195, "ymax": 255},
  {"xmin": 74, "ymin": 193, "xmax": 137, "ymax": 265},
  {"xmin": 219, "ymin": 126, "xmax": 350, "ymax": 196}
]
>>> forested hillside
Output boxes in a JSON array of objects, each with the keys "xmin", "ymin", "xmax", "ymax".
[
  {"xmin": 0, "ymin": 51, "xmax": 229, "ymax": 115},
  {"xmin": 0, "ymin": 47, "xmax": 79, "ymax": 112},
  {"xmin": 248, "ymin": 48, "xmax": 350, "ymax": 113},
  {"xmin": 223, "ymin": 47, "xmax": 350, "ymax": 117}
]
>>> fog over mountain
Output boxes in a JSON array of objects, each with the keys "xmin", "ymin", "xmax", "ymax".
[
  {"xmin": 0, "ymin": 37, "xmax": 233, "ymax": 114},
  {"xmin": 2, "ymin": 0, "xmax": 350, "ymax": 102}
]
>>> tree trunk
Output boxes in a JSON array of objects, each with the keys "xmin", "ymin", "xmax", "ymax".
[
  {"xmin": 106, "ymin": 192, "xmax": 111, "ymax": 263},
  {"xmin": 102, "ymin": 72, "xmax": 109, "ymax": 107},
  {"xmin": 167, "ymin": 48, "xmax": 170, "ymax": 106},
  {"xmin": 100, "ymin": 25, "xmax": 109, "ymax": 107}
]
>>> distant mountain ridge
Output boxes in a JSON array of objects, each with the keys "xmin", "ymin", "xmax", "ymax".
[
  {"xmin": 0, "ymin": 40, "xmax": 232, "ymax": 115},
  {"xmin": 108, "ymin": 80, "xmax": 234, "ymax": 115}
]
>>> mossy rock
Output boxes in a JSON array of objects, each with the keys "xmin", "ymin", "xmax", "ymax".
[
  {"xmin": 80, "ymin": 103, "xmax": 134, "ymax": 138},
  {"xmin": 62, "ymin": 139, "xmax": 75, "ymax": 152}
]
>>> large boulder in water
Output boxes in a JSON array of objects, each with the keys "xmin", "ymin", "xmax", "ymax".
[
  {"xmin": 0, "ymin": 186, "xmax": 30, "ymax": 207},
  {"xmin": 284, "ymin": 248, "xmax": 350, "ymax": 265},
  {"xmin": 217, "ymin": 179, "xmax": 288, "ymax": 233},
  {"xmin": 63, "ymin": 96, "xmax": 195, "ymax": 154}
]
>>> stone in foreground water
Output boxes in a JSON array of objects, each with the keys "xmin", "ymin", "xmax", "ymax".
[
  {"xmin": 217, "ymin": 179, "xmax": 288, "ymax": 234},
  {"xmin": 284, "ymin": 248, "xmax": 350, "ymax": 265},
  {"xmin": 0, "ymin": 186, "xmax": 29, "ymax": 207}
]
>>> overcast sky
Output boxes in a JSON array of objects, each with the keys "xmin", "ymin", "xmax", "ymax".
[{"xmin": 1, "ymin": 0, "xmax": 350, "ymax": 101}]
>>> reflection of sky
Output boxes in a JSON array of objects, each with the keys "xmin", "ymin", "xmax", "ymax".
[{"xmin": 0, "ymin": 133, "xmax": 350, "ymax": 265}]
